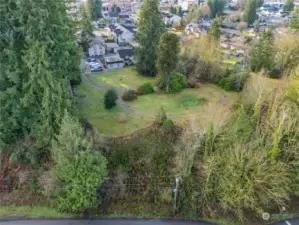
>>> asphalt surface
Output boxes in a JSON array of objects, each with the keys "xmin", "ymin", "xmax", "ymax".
[{"xmin": 0, "ymin": 219, "xmax": 214, "ymax": 225}]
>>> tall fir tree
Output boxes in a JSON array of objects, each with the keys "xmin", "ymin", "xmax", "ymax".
[
  {"xmin": 136, "ymin": 0, "xmax": 165, "ymax": 77},
  {"xmin": 94, "ymin": 0, "xmax": 102, "ymax": 19},
  {"xmin": 243, "ymin": 0, "xmax": 257, "ymax": 25},
  {"xmin": 284, "ymin": 0, "xmax": 295, "ymax": 14},
  {"xmin": 1, "ymin": 0, "xmax": 81, "ymax": 150},
  {"xmin": 290, "ymin": 7, "xmax": 299, "ymax": 31},
  {"xmin": 250, "ymin": 28, "xmax": 276, "ymax": 72},
  {"xmin": 87, "ymin": 0, "xmax": 102, "ymax": 20},
  {"xmin": 207, "ymin": 0, "xmax": 225, "ymax": 18},
  {"xmin": 157, "ymin": 33, "xmax": 180, "ymax": 92},
  {"xmin": 208, "ymin": 18, "xmax": 221, "ymax": 39},
  {"xmin": 0, "ymin": 0, "xmax": 26, "ymax": 148}
]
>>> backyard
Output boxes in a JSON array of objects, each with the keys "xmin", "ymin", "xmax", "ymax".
[{"xmin": 76, "ymin": 68, "xmax": 239, "ymax": 136}]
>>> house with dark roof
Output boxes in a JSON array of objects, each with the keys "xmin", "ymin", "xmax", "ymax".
[{"xmin": 118, "ymin": 48, "xmax": 134, "ymax": 59}]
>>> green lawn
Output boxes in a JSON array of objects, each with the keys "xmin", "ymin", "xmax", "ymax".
[
  {"xmin": 75, "ymin": 84, "xmax": 149, "ymax": 136},
  {"xmin": 0, "ymin": 206, "xmax": 73, "ymax": 219},
  {"xmin": 88, "ymin": 67, "xmax": 155, "ymax": 89},
  {"xmin": 128, "ymin": 86, "xmax": 238, "ymax": 120}
]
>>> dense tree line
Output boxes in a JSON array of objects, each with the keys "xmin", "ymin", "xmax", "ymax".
[{"xmin": 1, "ymin": 0, "xmax": 80, "ymax": 151}]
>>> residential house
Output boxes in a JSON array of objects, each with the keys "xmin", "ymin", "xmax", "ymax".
[
  {"xmin": 118, "ymin": 12, "xmax": 130, "ymax": 23},
  {"xmin": 102, "ymin": 2, "xmax": 113, "ymax": 11},
  {"xmin": 103, "ymin": 12, "xmax": 118, "ymax": 23},
  {"xmin": 178, "ymin": 0, "xmax": 195, "ymax": 10},
  {"xmin": 118, "ymin": 47, "xmax": 135, "ymax": 64},
  {"xmin": 168, "ymin": 15, "xmax": 182, "ymax": 26},
  {"xmin": 88, "ymin": 38, "xmax": 106, "ymax": 56},
  {"xmin": 105, "ymin": 42, "xmax": 120, "ymax": 53},
  {"xmin": 104, "ymin": 55, "xmax": 125, "ymax": 69}
]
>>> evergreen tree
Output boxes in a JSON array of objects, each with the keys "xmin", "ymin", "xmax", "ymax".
[
  {"xmin": 290, "ymin": 7, "xmax": 299, "ymax": 31},
  {"xmin": 94, "ymin": 0, "xmax": 102, "ymax": 19},
  {"xmin": 177, "ymin": 6, "xmax": 182, "ymax": 16},
  {"xmin": 1, "ymin": 0, "xmax": 81, "ymax": 149},
  {"xmin": 284, "ymin": 0, "xmax": 295, "ymax": 14},
  {"xmin": 104, "ymin": 89, "xmax": 118, "ymax": 109},
  {"xmin": 136, "ymin": 0, "xmax": 166, "ymax": 77},
  {"xmin": 87, "ymin": 0, "xmax": 93, "ymax": 19},
  {"xmin": 256, "ymin": 0, "xmax": 264, "ymax": 8},
  {"xmin": 157, "ymin": 33, "xmax": 180, "ymax": 93},
  {"xmin": 207, "ymin": 0, "xmax": 225, "ymax": 18},
  {"xmin": 0, "ymin": 0, "xmax": 26, "ymax": 148},
  {"xmin": 52, "ymin": 111, "xmax": 107, "ymax": 212},
  {"xmin": 79, "ymin": 3, "xmax": 94, "ymax": 52},
  {"xmin": 243, "ymin": 0, "xmax": 257, "ymax": 25},
  {"xmin": 111, "ymin": 4, "xmax": 121, "ymax": 14},
  {"xmin": 208, "ymin": 18, "xmax": 221, "ymax": 39},
  {"xmin": 250, "ymin": 28, "xmax": 276, "ymax": 72}
]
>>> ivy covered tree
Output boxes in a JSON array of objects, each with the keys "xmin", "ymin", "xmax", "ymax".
[
  {"xmin": 157, "ymin": 33, "xmax": 180, "ymax": 92},
  {"xmin": 136, "ymin": 0, "xmax": 166, "ymax": 77},
  {"xmin": 87, "ymin": 0, "xmax": 102, "ymax": 20},
  {"xmin": 290, "ymin": 7, "xmax": 299, "ymax": 31},
  {"xmin": 243, "ymin": 0, "xmax": 257, "ymax": 25},
  {"xmin": 208, "ymin": 18, "xmax": 221, "ymax": 39},
  {"xmin": 207, "ymin": 0, "xmax": 225, "ymax": 18},
  {"xmin": 52, "ymin": 111, "xmax": 107, "ymax": 212}
]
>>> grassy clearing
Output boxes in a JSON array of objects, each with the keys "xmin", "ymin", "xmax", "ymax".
[
  {"xmin": 128, "ymin": 85, "xmax": 238, "ymax": 120},
  {"xmin": 75, "ymin": 84, "xmax": 149, "ymax": 136},
  {"xmin": 0, "ymin": 206, "xmax": 74, "ymax": 219},
  {"xmin": 88, "ymin": 67, "xmax": 155, "ymax": 89}
]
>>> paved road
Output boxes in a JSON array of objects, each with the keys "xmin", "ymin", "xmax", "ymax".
[
  {"xmin": 0, "ymin": 219, "xmax": 214, "ymax": 225},
  {"xmin": 80, "ymin": 58, "xmax": 146, "ymax": 118},
  {"xmin": 271, "ymin": 217, "xmax": 299, "ymax": 225},
  {"xmin": 1, "ymin": 217, "xmax": 299, "ymax": 225}
]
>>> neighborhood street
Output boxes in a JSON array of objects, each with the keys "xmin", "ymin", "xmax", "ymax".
[
  {"xmin": 0, "ymin": 219, "xmax": 215, "ymax": 225},
  {"xmin": 1, "ymin": 218, "xmax": 299, "ymax": 225}
]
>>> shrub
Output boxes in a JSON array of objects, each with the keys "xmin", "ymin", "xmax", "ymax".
[
  {"xmin": 218, "ymin": 64, "xmax": 250, "ymax": 92},
  {"xmin": 162, "ymin": 119, "xmax": 174, "ymax": 130},
  {"xmin": 52, "ymin": 111, "xmax": 107, "ymax": 212},
  {"xmin": 155, "ymin": 107, "xmax": 167, "ymax": 126},
  {"xmin": 104, "ymin": 89, "xmax": 118, "ymax": 109},
  {"xmin": 122, "ymin": 89, "xmax": 137, "ymax": 101},
  {"xmin": 168, "ymin": 74, "xmax": 187, "ymax": 94},
  {"xmin": 139, "ymin": 82, "xmax": 154, "ymax": 95}
]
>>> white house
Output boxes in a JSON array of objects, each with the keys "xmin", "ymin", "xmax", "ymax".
[
  {"xmin": 104, "ymin": 55, "xmax": 125, "ymax": 69},
  {"xmin": 88, "ymin": 38, "xmax": 106, "ymax": 57},
  {"xmin": 178, "ymin": 0, "xmax": 195, "ymax": 10}
]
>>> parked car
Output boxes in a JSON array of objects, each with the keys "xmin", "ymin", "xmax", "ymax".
[
  {"xmin": 88, "ymin": 58, "xmax": 97, "ymax": 63},
  {"xmin": 91, "ymin": 67, "xmax": 103, "ymax": 72}
]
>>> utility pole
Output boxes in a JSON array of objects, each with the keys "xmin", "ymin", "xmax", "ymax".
[{"xmin": 173, "ymin": 176, "xmax": 181, "ymax": 211}]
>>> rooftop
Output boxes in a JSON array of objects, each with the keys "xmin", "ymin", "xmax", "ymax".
[
  {"xmin": 105, "ymin": 54, "xmax": 124, "ymax": 63},
  {"xmin": 105, "ymin": 42, "xmax": 120, "ymax": 48}
]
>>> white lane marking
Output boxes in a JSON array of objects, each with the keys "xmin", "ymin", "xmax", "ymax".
[{"xmin": 285, "ymin": 220, "xmax": 292, "ymax": 225}]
